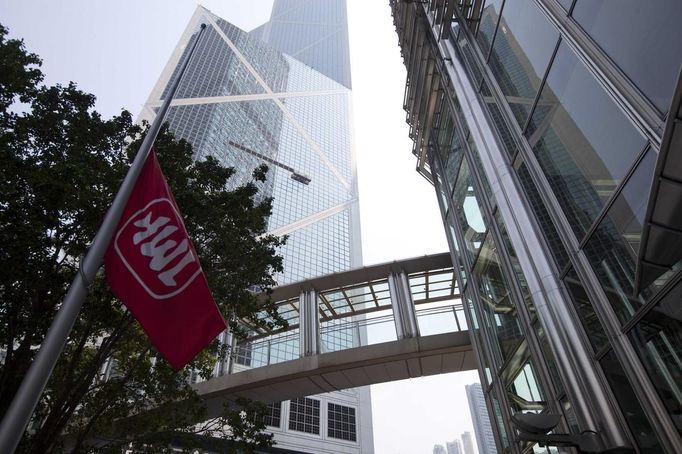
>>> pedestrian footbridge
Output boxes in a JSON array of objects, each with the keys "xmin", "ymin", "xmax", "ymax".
[{"xmin": 193, "ymin": 253, "xmax": 475, "ymax": 417}]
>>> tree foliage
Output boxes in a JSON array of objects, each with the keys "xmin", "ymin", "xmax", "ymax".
[{"xmin": 0, "ymin": 23, "xmax": 286, "ymax": 453}]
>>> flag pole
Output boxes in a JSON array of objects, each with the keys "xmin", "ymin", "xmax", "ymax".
[{"xmin": 0, "ymin": 23, "xmax": 208, "ymax": 454}]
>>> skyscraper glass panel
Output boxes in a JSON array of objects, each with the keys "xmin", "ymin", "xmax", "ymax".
[{"xmin": 142, "ymin": 2, "xmax": 371, "ymax": 452}]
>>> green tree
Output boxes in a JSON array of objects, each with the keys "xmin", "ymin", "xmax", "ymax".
[{"xmin": 0, "ymin": 24, "xmax": 286, "ymax": 453}]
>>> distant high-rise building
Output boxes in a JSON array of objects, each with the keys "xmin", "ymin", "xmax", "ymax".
[
  {"xmin": 466, "ymin": 383, "xmax": 496, "ymax": 454},
  {"xmin": 434, "ymin": 444, "xmax": 448, "ymax": 454},
  {"xmin": 143, "ymin": 1, "xmax": 371, "ymax": 452},
  {"xmin": 446, "ymin": 439, "xmax": 462, "ymax": 454},
  {"xmin": 391, "ymin": 0, "xmax": 682, "ymax": 453},
  {"xmin": 461, "ymin": 431, "xmax": 475, "ymax": 454}
]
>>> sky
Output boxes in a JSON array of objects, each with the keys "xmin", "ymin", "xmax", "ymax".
[{"xmin": 1, "ymin": 1, "xmax": 479, "ymax": 452}]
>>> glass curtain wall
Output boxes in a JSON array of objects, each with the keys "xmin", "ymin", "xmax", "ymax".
[
  {"xmin": 427, "ymin": 63, "xmax": 565, "ymax": 453},
  {"xmin": 444, "ymin": 0, "xmax": 682, "ymax": 451}
]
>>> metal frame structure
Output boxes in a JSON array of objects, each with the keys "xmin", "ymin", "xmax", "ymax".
[{"xmin": 390, "ymin": 1, "xmax": 682, "ymax": 453}]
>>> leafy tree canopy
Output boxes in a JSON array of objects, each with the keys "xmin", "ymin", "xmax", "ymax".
[{"xmin": 0, "ymin": 23, "xmax": 286, "ymax": 453}]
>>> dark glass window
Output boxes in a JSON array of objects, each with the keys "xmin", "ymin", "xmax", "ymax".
[
  {"xmin": 487, "ymin": 0, "xmax": 559, "ymax": 128},
  {"xmin": 467, "ymin": 136, "xmax": 493, "ymax": 202},
  {"xmin": 437, "ymin": 107, "xmax": 466, "ymax": 195},
  {"xmin": 528, "ymin": 43, "xmax": 647, "ymax": 239},
  {"xmin": 476, "ymin": 0, "xmax": 504, "ymax": 58},
  {"xmin": 327, "ymin": 403, "xmax": 357, "ymax": 441},
  {"xmin": 583, "ymin": 150, "xmax": 656, "ymax": 323},
  {"xmin": 453, "ymin": 158, "xmax": 487, "ymax": 261},
  {"xmin": 474, "ymin": 234, "xmax": 524, "ymax": 361},
  {"xmin": 563, "ymin": 267, "xmax": 609, "ymax": 352},
  {"xmin": 431, "ymin": 148, "xmax": 453, "ymax": 218},
  {"xmin": 491, "ymin": 392, "xmax": 510, "ymax": 449},
  {"xmin": 494, "ymin": 210, "xmax": 534, "ymax": 314},
  {"xmin": 534, "ymin": 321, "xmax": 564, "ymax": 396},
  {"xmin": 481, "ymin": 80, "xmax": 518, "ymax": 158},
  {"xmin": 446, "ymin": 209, "xmax": 468, "ymax": 287},
  {"xmin": 288, "ymin": 397, "xmax": 320, "ymax": 434},
  {"xmin": 453, "ymin": 97, "xmax": 470, "ymax": 141},
  {"xmin": 573, "ymin": 0, "xmax": 682, "ymax": 114},
  {"xmin": 629, "ymin": 281, "xmax": 682, "ymax": 439},
  {"xmin": 263, "ymin": 402, "xmax": 282, "ymax": 428},
  {"xmin": 457, "ymin": 25, "xmax": 484, "ymax": 85},
  {"xmin": 465, "ymin": 292, "xmax": 492, "ymax": 385},
  {"xmin": 516, "ymin": 162, "xmax": 570, "ymax": 270},
  {"xmin": 600, "ymin": 350, "xmax": 665, "ymax": 453}
]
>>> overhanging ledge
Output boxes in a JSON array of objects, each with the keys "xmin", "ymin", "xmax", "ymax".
[{"xmin": 636, "ymin": 68, "xmax": 682, "ymax": 293}]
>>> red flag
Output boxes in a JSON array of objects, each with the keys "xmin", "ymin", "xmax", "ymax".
[{"xmin": 104, "ymin": 150, "xmax": 225, "ymax": 370}]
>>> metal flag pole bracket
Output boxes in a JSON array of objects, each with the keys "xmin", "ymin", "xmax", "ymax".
[{"xmin": 0, "ymin": 23, "xmax": 207, "ymax": 454}]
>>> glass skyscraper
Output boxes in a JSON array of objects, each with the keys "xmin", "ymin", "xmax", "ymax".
[
  {"xmin": 141, "ymin": 2, "xmax": 372, "ymax": 452},
  {"xmin": 466, "ymin": 383, "xmax": 496, "ymax": 454},
  {"xmin": 391, "ymin": 1, "xmax": 682, "ymax": 453}
]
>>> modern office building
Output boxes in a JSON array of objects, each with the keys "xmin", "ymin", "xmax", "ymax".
[
  {"xmin": 390, "ymin": 0, "xmax": 682, "ymax": 453},
  {"xmin": 435, "ymin": 444, "xmax": 448, "ymax": 454},
  {"xmin": 461, "ymin": 431, "xmax": 475, "ymax": 454},
  {"xmin": 447, "ymin": 439, "xmax": 463, "ymax": 454},
  {"xmin": 141, "ymin": 1, "xmax": 372, "ymax": 452},
  {"xmin": 466, "ymin": 383, "xmax": 496, "ymax": 454}
]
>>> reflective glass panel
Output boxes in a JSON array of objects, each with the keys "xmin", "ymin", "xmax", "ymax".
[
  {"xmin": 453, "ymin": 158, "xmax": 487, "ymax": 261},
  {"xmin": 563, "ymin": 268, "xmax": 608, "ymax": 352},
  {"xmin": 516, "ymin": 162, "xmax": 570, "ymax": 270},
  {"xmin": 491, "ymin": 393, "xmax": 510, "ymax": 448},
  {"xmin": 495, "ymin": 210, "xmax": 534, "ymax": 314},
  {"xmin": 487, "ymin": 0, "xmax": 559, "ymax": 128},
  {"xmin": 481, "ymin": 80, "xmax": 518, "ymax": 158},
  {"xmin": 437, "ymin": 107, "xmax": 466, "ymax": 195},
  {"xmin": 431, "ymin": 148, "xmax": 453, "ymax": 223},
  {"xmin": 447, "ymin": 209, "xmax": 468, "ymax": 287},
  {"xmin": 457, "ymin": 24, "xmax": 484, "ymax": 85},
  {"xmin": 465, "ymin": 292, "xmax": 492, "ymax": 386},
  {"xmin": 467, "ymin": 134, "xmax": 493, "ymax": 202},
  {"xmin": 476, "ymin": 0, "xmax": 504, "ymax": 59},
  {"xmin": 600, "ymin": 349, "xmax": 665, "ymax": 453},
  {"xmin": 583, "ymin": 150, "xmax": 656, "ymax": 323},
  {"xmin": 629, "ymin": 281, "xmax": 682, "ymax": 439},
  {"xmin": 528, "ymin": 43, "xmax": 647, "ymax": 239},
  {"xmin": 535, "ymin": 322, "xmax": 564, "ymax": 396},
  {"xmin": 573, "ymin": 0, "xmax": 682, "ymax": 114},
  {"xmin": 474, "ymin": 233, "xmax": 524, "ymax": 361},
  {"xmin": 506, "ymin": 352, "xmax": 545, "ymax": 415}
]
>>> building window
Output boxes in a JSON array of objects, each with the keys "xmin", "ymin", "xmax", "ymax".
[
  {"xmin": 515, "ymin": 162, "xmax": 570, "ymax": 271},
  {"xmin": 563, "ymin": 268, "xmax": 608, "ymax": 353},
  {"xmin": 629, "ymin": 281, "xmax": 682, "ymax": 439},
  {"xmin": 327, "ymin": 403, "xmax": 357, "ymax": 441},
  {"xmin": 600, "ymin": 349, "xmax": 664, "ymax": 451},
  {"xmin": 527, "ymin": 42, "xmax": 647, "ymax": 240},
  {"xmin": 288, "ymin": 397, "xmax": 320, "ymax": 434},
  {"xmin": 452, "ymin": 157, "xmax": 487, "ymax": 262},
  {"xmin": 583, "ymin": 149, "xmax": 656, "ymax": 323},
  {"xmin": 263, "ymin": 402, "xmax": 282, "ymax": 428},
  {"xmin": 486, "ymin": 0, "xmax": 559, "ymax": 128},
  {"xmin": 475, "ymin": 0, "xmax": 504, "ymax": 59},
  {"xmin": 573, "ymin": 0, "xmax": 682, "ymax": 114},
  {"xmin": 473, "ymin": 233, "xmax": 524, "ymax": 362}
]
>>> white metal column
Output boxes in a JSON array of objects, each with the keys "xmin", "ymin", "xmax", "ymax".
[
  {"xmin": 299, "ymin": 289, "xmax": 320, "ymax": 357},
  {"xmin": 389, "ymin": 271, "xmax": 420, "ymax": 339}
]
